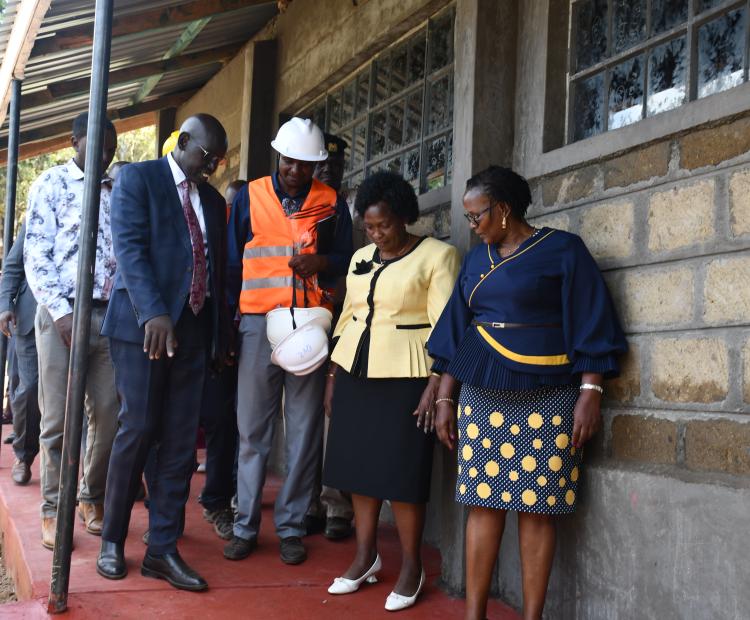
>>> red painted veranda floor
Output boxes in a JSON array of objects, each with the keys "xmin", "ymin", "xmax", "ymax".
[{"xmin": 0, "ymin": 444, "xmax": 519, "ymax": 619}]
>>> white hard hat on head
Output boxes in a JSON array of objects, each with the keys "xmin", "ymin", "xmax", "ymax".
[
  {"xmin": 270, "ymin": 322, "xmax": 329, "ymax": 376},
  {"xmin": 266, "ymin": 306, "xmax": 333, "ymax": 349},
  {"xmin": 271, "ymin": 117, "xmax": 328, "ymax": 162}
]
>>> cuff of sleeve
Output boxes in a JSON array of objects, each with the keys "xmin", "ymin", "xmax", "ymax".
[
  {"xmin": 47, "ymin": 298, "xmax": 73, "ymax": 322},
  {"xmin": 431, "ymin": 357, "xmax": 450, "ymax": 373},
  {"xmin": 572, "ymin": 354, "xmax": 619, "ymax": 377}
]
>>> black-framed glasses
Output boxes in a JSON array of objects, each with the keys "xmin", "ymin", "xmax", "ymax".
[
  {"xmin": 463, "ymin": 203, "xmax": 495, "ymax": 226},
  {"xmin": 191, "ymin": 138, "xmax": 226, "ymax": 167}
]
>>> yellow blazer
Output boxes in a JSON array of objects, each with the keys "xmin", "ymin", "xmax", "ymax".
[{"xmin": 331, "ymin": 236, "xmax": 460, "ymax": 378}]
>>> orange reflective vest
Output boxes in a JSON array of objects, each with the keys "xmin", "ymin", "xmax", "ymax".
[{"xmin": 240, "ymin": 177, "xmax": 337, "ymax": 314}]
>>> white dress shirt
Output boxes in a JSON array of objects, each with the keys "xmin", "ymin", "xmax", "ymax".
[
  {"xmin": 167, "ymin": 152, "xmax": 210, "ymax": 293},
  {"xmin": 23, "ymin": 159, "xmax": 116, "ymax": 321}
]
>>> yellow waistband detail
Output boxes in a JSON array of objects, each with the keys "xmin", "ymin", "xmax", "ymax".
[{"xmin": 476, "ymin": 326, "xmax": 570, "ymax": 366}]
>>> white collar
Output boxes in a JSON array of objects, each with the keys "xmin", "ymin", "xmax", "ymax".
[{"xmin": 167, "ymin": 152, "xmax": 188, "ymax": 187}]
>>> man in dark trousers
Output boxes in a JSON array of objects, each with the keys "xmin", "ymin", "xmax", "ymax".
[
  {"xmin": 0, "ymin": 222, "xmax": 40, "ymax": 486},
  {"xmin": 97, "ymin": 114, "xmax": 230, "ymax": 591}
]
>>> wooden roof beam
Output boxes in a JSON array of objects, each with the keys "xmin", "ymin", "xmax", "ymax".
[{"xmin": 30, "ymin": 0, "xmax": 273, "ymax": 57}]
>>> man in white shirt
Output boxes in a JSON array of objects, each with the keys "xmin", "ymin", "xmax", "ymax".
[{"xmin": 24, "ymin": 112, "xmax": 120, "ymax": 550}]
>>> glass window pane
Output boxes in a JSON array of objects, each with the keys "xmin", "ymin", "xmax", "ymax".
[
  {"xmin": 574, "ymin": 0, "xmax": 608, "ymax": 72},
  {"xmin": 408, "ymin": 32, "xmax": 427, "ymax": 84},
  {"xmin": 352, "ymin": 123, "xmax": 366, "ymax": 171},
  {"xmin": 697, "ymin": 8, "xmax": 747, "ymax": 99},
  {"xmin": 370, "ymin": 109, "xmax": 387, "ymax": 158},
  {"xmin": 428, "ymin": 74, "xmax": 453, "ymax": 134},
  {"xmin": 404, "ymin": 148, "xmax": 420, "ymax": 192},
  {"xmin": 373, "ymin": 57, "xmax": 389, "ymax": 106},
  {"xmin": 613, "ymin": 0, "xmax": 646, "ymax": 53},
  {"xmin": 446, "ymin": 133, "xmax": 453, "ymax": 186},
  {"xmin": 328, "ymin": 91, "xmax": 342, "ymax": 132},
  {"xmin": 429, "ymin": 12, "xmax": 453, "ymax": 72},
  {"xmin": 647, "ymin": 36, "xmax": 687, "ymax": 116},
  {"xmin": 650, "ymin": 0, "xmax": 688, "ymax": 35},
  {"xmin": 386, "ymin": 99, "xmax": 405, "ymax": 152},
  {"xmin": 425, "ymin": 134, "xmax": 447, "ymax": 191},
  {"xmin": 341, "ymin": 79, "xmax": 355, "ymax": 126},
  {"xmin": 405, "ymin": 91, "xmax": 423, "ymax": 143},
  {"xmin": 697, "ymin": 0, "xmax": 724, "ymax": 13},
  {"xmin": 356, "ymin": 71, "xmax": 370, "ymax": 116},
  {"xmin": 573, "ymin": 73, "xmax": 604, "ymax": 141},
  {"xmin": 608, "ymin": 55, "xmax": 645, "ymax": 129},
  {"xmin": 391, "ymin": 45, "xmax": 408, "ymax": 96}
]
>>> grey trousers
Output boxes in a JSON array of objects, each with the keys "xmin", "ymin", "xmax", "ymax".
[
  {"xmin": 36, "ymin": 305, "xmax": 119, "ymax": 517},
  {"xmin": 10, "ymin": 330, "xmax": 41, "ymax": 465},
  {"xmin": 308, "ymin": 415, "xmax": 354, "ymax": 520},
  {"xmin": 234, "ymin": 314, "xmax": 325, "ymax": 541}
]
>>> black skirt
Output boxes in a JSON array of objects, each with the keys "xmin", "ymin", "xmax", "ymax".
[{"xmin": 323, "ymin": 371, "xmax": 434, "ymax": 503}]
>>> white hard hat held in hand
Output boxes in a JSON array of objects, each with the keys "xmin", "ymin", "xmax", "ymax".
[
  {"xmin": 271, "ymin": 117, "xmax": 328, "ymax": 162},
  {"xmin": 266, "ymin": 306, "xmax": 332, "ymax": 349},
  {"xmin": 270, "ymin": 322, "xmax": 329, "ymax": 376}
]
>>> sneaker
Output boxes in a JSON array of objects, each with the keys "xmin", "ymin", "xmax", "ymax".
[
  {"xmin": 203, "ymin": 507, "xmax": 234, "ymax": 540},
  {"xmin": 279, "ymin": 536, "xmax": 307, "ymax": 565},
  {"xmin": 223, "ymin": 536, "xmax": 257, "ymax": 560}
]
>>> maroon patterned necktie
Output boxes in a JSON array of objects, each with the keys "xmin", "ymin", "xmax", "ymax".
[{"xmin": 180, "ymin": 180, "xmax": 207, "ymax": 315}]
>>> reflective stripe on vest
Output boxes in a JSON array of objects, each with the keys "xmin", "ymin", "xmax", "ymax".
[{"xmin": 239, "ymin": 177, "xmax": 337, "ymax": 314}]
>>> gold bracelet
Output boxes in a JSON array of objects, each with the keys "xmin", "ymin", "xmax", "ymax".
[
  {"xmin": 430, "ymin": 371, "xmax": 442, "ymax": 378},
  {"xmin": 434, "ymin": 397, "xmax": 455, "ymax": 406}
]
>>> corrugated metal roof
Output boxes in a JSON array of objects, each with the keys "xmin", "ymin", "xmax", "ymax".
[{"xmin": 0, "ymin": 0, "xmax": 277, "ymax": 145}]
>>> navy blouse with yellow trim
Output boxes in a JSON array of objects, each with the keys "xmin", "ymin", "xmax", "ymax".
[{"xmin": 426, "ymin": 227, "xmax": 627, "ymax": 391}]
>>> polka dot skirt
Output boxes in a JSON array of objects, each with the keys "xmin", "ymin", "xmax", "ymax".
[{"xmin": 455, "ymin": 383, "xmax": 582, "ymax": 514}]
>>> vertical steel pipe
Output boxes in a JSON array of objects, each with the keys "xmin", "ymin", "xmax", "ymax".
[
  {"xmin": 48, "ymin": 0, "xmax": 113, "ymax": 612},
  {"xmin": 0, "ymin": 78, "xmax": 22, "ymax": 452}
]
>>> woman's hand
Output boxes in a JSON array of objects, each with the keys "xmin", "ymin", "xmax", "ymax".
[
  {"xmin": 413, "ymin": 375, "xmax": 440, "ymax": 433},
  {"xmin": 572, "ymin": 389, "xmax": 602, "ymax": 448},
  {"xmin": 434, "ymin": 400, "xmax": 457, "ymax": 450}
]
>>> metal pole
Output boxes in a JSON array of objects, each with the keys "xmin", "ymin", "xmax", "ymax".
[
  {"xmin": 48, "ymin": 0, "xmax": 113, "ymax": 612},
  {"xmin": 0, "ymin": 78, "xmax": 22, "ymax": 453}
]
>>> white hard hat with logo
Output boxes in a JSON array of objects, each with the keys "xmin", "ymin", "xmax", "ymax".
[
  {"xmin": 271, "ymin": 117, "xmax": 328, "ymax": 162},
  {"xmin": 270, "ymin": 322, "xmax": 329, "ymax": 376},
  {"xmin": 266, "ymin": 306, "xmax": 332, "ymax": 350}
]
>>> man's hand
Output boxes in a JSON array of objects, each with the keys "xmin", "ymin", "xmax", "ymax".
[
  {"xmin": 144, "ymin": 315, "xmax": 177, "ymax": 360},
  {"xmin": 0, "ymin": 311, "xmax": 16, "ymax": 337},
  {"xmin": 288, "ymin": 254, "xmax": 328, "ymax": 278},
  {"xmin": 54, "ymin": 313, "xmax": 74, "ymax": 347}
]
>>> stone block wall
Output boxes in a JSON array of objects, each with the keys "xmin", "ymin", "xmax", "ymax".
[{"xmin": 528, "ymin": 112, "xmax": 750, "ymax": 481}]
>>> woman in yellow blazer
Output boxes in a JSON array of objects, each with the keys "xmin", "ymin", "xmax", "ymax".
[{"xmin": 323, "ymin": 172, "xmax": 459, "ymax": 612}]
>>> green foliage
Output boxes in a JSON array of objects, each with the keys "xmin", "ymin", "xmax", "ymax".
[{"xmin": 0, "ymin": 124, "xmax": 156, "ymax": 236}]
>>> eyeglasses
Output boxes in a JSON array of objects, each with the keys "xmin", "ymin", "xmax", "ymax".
[
  {"xmin": 192, "ymin": 138, "xmax": 226, "ymax": 168},
  {"xmin": 463, "ymin": 203, "xmax": 495, "ymax": 226}
]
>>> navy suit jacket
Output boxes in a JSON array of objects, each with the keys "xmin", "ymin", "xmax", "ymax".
[
  {"xmin": 0, "ymin": 223, "xmax": 37, "ymax": 336},
  {"xmin": 102, "ymin": 157, "xmax": 229, "ymax": 359}
]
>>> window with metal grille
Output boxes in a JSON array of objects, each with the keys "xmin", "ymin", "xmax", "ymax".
[
  {"xmin": 301, "ymin": 6, "xmax": 454, "ymax": 195},
  {"xmin": 569, "ymin": 0, "xmax": 749, "ymax": 143}
]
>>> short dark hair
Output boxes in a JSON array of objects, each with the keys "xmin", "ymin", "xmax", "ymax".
[
  {"xmin": 354, "ymin": 171, "xmax": 419, "ymax": 224},
  {"xmin": 72, "ymin": 112, "xmax": 116, "ymax": 140},
  {"xmin": 465, "ymin": 166, "xmax": 532, "ymax": 220}
]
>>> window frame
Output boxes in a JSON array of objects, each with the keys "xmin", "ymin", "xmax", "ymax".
[
  {"xmin": 298, "ymin": 5, "xmax": 455, "ymax": 198},
  {"xmin": 566, "ymin": 0, "xmax": 750, "ymax": 144}
]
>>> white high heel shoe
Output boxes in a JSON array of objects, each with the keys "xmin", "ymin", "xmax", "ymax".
[
  {"xmin": 327, "ymin": 554, "xmax": 382, "ymax": 595},
  {"xmin": 384, "ymin": 569, "xmax": 426, "ymax": 611}
]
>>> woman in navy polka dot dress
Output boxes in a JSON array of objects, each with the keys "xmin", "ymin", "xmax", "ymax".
[{"xmin": 427, "ymin": 166, "xmax": 627, "ymax": 620}]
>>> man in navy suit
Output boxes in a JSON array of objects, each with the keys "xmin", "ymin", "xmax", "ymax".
[{"xmin": 97, "ymin": 114, "xmax": 231, "ymax": 591}]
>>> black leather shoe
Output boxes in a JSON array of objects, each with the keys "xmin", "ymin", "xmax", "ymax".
[
  {"xmin": 324, "ymin": 517, "xmax": 353, "ymax": 541},
  {"xmin": 223, "ymin": 536, "xmax": 257, "ymax": 560},
  {"xmin": 279, "ymin": 536, "xmax": 307, "ymax": 565},
  {"xmin": 141, "ymin": 551, "xmax": 207, "ymax": 591},
  {"xmin": 97, "ymin": 540, "xmax": 127, "ymax": 580}
]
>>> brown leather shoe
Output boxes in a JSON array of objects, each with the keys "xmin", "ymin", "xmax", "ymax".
[
  {"xmin": 42, "ymin": 517, "xmax": 56, "ymax": 550},
  {"xmin": 11, "ymin": 459, "xmax": 31, "ymax": 485},
  {"xmin": 79, "ymin": 502, "xmax": 104, "ymax": 535}
]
